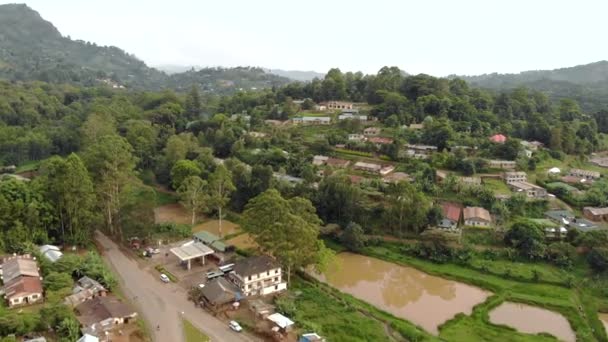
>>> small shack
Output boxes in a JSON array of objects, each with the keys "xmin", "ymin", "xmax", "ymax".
[{"xmin": 267, "ymin": 312, "xmax": 295, "ymax": 333}]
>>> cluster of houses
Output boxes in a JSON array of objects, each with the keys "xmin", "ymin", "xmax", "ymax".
[
  {"xmin": 438, "ymin": 203, "xmax": 492, "ymax": 230},
  {"xmin": 312, "ymin": 155, "xmax": 397, "ymax": 180},
  {"xmin": 0, "ymin": 248, "xmax": 136, "ymax": 341}
]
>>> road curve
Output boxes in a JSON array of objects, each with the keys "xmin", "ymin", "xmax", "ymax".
[{"xmin": 95, "ymin": 230, "xmax": 258, "ymax": 342}]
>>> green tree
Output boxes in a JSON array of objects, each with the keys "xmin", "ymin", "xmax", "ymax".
[
  {"xmin": 242, "ymin": 189, "xmax": 333, "ymax": 283},
  {"xmin": 315, "ymin": 174, "xmax": 364, "ymax": 226},
  {"xmin": 80, "ymin": 111, "xmax": 117, "ymax": 146},
  {"xmin": 208, "ymin": 165, "xmax": 235, "ymax": 237},
  {"xmin": 170, "ymin": 159, "xmax": 202, "ymax": 190},
  {"xmin": 178, "ymin": 176, "xmax": 208, "ymax": 225},
  {"xmin": 38, "ymin": 154, "xmax": 96, "ymax": 245},
  {"xmin": 57, "ymin": 317, "xmax": 80, "ymax": 341},
  {"xmin": 383, "ymin": 182, "xmax": 431, "ymax": 235},
  {"xmin": 84, "ymin": 135, "xmax": 137, "ymax": 238},
  {"xmin": 185, "ymin": 85, "xmax": 202, "ymax": 120},
  {"xmin": 341, "ymin": 222, "xmax": 366, "ymax": 252},
  {"xmin": 504, "ymin": 220, "xmax": 546, "ymax": 260},
  {"xmin": 43, "ymin": 272, "xmax": 73, "ymax": 291},
  {"xmin": 588, "ymin": 248, "xmax": 608, "ymax": 273}
]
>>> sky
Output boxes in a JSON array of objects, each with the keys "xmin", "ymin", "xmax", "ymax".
[{"xmin": 7, "ymin": 0, "xmax": 608, "ymax": 76}]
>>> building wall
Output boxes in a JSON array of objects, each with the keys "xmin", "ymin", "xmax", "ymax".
[
  {"xmin": 236, "ymin": 267, "xmax": 285, "ymax": 296},
  {"xmin": 465, "ymin": 219, "xmax": 491, "ymax": 227},
  {"xmin": 8, "ymin": 293, "xmax": 43, "ymax": 307}
]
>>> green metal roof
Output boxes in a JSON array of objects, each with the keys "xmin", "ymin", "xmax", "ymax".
[
  {"xmin": 193, "ymin": 231, "xmax": 219, "ymax": 244},
  {"xmin": 210, "ymin": 240, "xmax": 227, "ymax": 252}
]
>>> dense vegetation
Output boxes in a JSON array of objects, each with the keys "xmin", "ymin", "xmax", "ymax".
[{"xmin": 0, "ymin": 4, "xmax": 289, "ymax": 92}]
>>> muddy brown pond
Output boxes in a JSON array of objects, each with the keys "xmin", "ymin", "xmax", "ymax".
[
  {"xmin": 313, "ymin": 252, "xmax": 490, "ymax": 334},
  {"xmin": 489, "ymin": 302, "xmax": 575, "ymax": 341}
]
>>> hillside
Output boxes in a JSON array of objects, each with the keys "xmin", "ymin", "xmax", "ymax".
[
  {"xmin": 457, "ymin": 61, "xmax": 608, "ymax": 111},
  {"xmin": 268, "ymin": 69, "xmax": 325, "ymax": 81},
  {"xmin": 0, "ymin": 4, "xmax": 290, "ymax": 92}
]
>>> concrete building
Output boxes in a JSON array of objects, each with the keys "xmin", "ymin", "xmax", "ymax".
[
  {"xmin": 363, "ymin": 127, "xmax": 381, "ymax": 136},
  {"xmin": 583, "ymin": 207, "xmax": 608, "ymax": 222},
  {"xmin": 463, "ymin": 207, "xmax": 492, "ymax": 227},
  {"xmin": 509, "ymin": 181, "xmax": 548, "ymax": 199},
  {"xmin": 320, "ymin": 101, "xmax": 354, "ymax": 110},
  {"xmin": 569, "ymin": 168, "xmax": 601, "ymax": 181},
  {"xmin": 338, "ymin": 113, "xmax": 367, "ymax": 121},
  {"xmin": 353, "ymin": 162, "xmax": 395, "ymax": 175},
  {"xmin": 292, "ymin": 116, "xmax": 331, "ymax": 125},
  {"xmin": 170, "ymin": 241, "xmax": 214, "ymax": 270},
  {"xmin": 229, "ymin": 255, "xmax": 286, "ymax": 297},
  {"xmin": 488, "ymin": 160, "xmax": 516, "ymax": 170},
  {"xmin": 503, "ymin": 171, "xmax": 527, "ymax": 184},
  {"xmin": 348, "ymin": 134, "xmax": 366, "ymax": 142}
]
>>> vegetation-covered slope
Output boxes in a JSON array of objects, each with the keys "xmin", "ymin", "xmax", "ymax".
[{"xmin": 0, "ymin": 4, "xmax": 290, "ymax": 92}]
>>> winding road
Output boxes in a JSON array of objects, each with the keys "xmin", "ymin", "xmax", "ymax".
[{"xmin": 95, "ymin": 231, "xmax": 258, "ymax": 342}]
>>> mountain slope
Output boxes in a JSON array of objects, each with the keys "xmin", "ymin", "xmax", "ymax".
[
  {"xmin": 457, "ymin": 61, "xmax": 608, "ymax": 111},
  {"xmin": 0, "ymin": 4, "xmax": 290, "ymax": 92}
]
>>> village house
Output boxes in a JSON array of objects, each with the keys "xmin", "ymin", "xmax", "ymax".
[
  {"xmin": 75, "ymin": 296, "xmax": 137, "ymax": 337},
  {"xmin": 363, "ymin": 127, "xmax": 381, "ymax": 136},
  {"xmin": 408, "ymin": 123, "xmax": 424, "ymax": 130},
  {"xmin": 521, "ymin": 140, "xmax": 544, "ymax": 151},
  {"xmin": 489, "ymin": 134, "xmax": 507, "ymax": 143},
  {"xmin": 312, "ymin": 156, "xmax": 350, "ymax": 168},
  {"xmin": 1, "ymin": 256, "xmax": 40, "ymax": 283},
  {"xmin": 368, "ymin": 137, "xmax": 394, "ymax": 146},
  {"xmin": 264, "ymin": 119, "xmax": 284, "ymax": 126},
  {"xmin": 382, "ymin": 172, "xmax": 412, "ymax": 184},
  {"xmin": 353, "ymin": 161, "xmax": 395, "ymax": 175},
  {"xmin": 291, "ymin": 116, "xmax": 331, "ymax": 125},
  {"xmin": 320, "ymin": 101, "xmax": 354, "ymax": 110},
  {"xmin": 403, "ymin": 144, "xmax": 438, "ymax": 159},
  {"xmin": 199, "ymin": 277, "xmax": 242, "ymax": 312},
  {"xmin": 65, "ymin": 276, "xmax": 107, "ymax": 307},
  {"xmin": 4, "ymin": 276, "xmax": 43, "ymax": 307},
  {"xmin": 248, "ymin": 131, "xmax": 267, "ymax": 138},
  {"xmin": 569, "ymin": 168, "xmax": 601, "ymax": 181},
  {"xmin": 338, "ymin": 113, "xmax": 368, "ymax": 121},
  {"xmin": 439, "ymin": 202, "xmax": 463, "ymax": 230},
  {"xmin": 228, "ymin": 255, "xmax": 287, "ymax": 297},
  {"xmin": 463, "ymin": 207, "xmax": 492, "ymax": 227},
  {"xmin": 459, "ymin": 176, "xmax": 482, "ymax": 186},
  {"xmin": 503, "ymin": 171, "xmax": 527, "ymax": 184},
  {"xmin": 509, "ymin": 181, "xmax": 548, "ymax": 199},
  {"xmin": 312, "ymin": 155, "xmax": 329, "ymax": 166},
  {"xmin": 590, "ymin": 156, "xmax": 608, "ymax": 168},
  {"xmin": 488, "ymin": 160, "xmax": 516, "ymax": 170},
  {"xmin": 348, "ymin": 133, "xmax": 366, "ymax": 142},
  {"xmin": 583, "ymin": 207, "xmax": 608, "ymax": 222},
  {"xmin": 39, "ymin": 245, "xmax": 63, "ymax": 263}
]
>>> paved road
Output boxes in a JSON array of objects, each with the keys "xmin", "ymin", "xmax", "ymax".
[{"xmin": 95, "ymin": 231, "xmax": 258, "ymax": 342}]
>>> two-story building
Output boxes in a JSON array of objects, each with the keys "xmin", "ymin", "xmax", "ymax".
[
  {"xmin": 229, "ymin": 256, "xmax": 287, "ymax": 297},
  {"xmin": 503, "ymin": 171, "xmax": 527, "ymax": 184}
]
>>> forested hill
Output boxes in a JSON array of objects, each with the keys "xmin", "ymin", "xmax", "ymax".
[
  {"xmin": 0, "ymin": 4, "xmax": 290, "ymax": 92},
  {"xmin": 457, "ymin": 61, "xmax": 608, "ymax": 111}
]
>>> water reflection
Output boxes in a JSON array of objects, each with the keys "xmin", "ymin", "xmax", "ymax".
[
  {"xmin": 314, "ymin": 252, "xmax": 489, "ymax": 334},
  {"xmin": 489, "ymin": 302, "xmax": 575, "ymax": 342}
]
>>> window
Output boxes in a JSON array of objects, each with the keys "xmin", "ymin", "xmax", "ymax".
[
  {"xmin": 248, "ymin": 284, "xmax": 251, "ymax": 289},
  {"xmin": 275, "ymin": 270, "xmax": 279, "ymax": 274},
  {"xmin": 31, "ymin": 294, "xmax": 38, "ymax": 299},
  {"xmin": 275, "ymin": 285, "xmax": 278, "ymax": 290},
  {"xmin": 13, "ymin": 298, "xmax": 20, "ymax": 304},
  {"xmin": 267, "ymin": 271, "xmax": 270, "ymax": 276},
  {"xmin": 274, "ymin": 277, "xmax": 278, "ymax": 282},
  {"xmin": 247, "ymin": 276, "xmax": 251, "ymax": 281}
]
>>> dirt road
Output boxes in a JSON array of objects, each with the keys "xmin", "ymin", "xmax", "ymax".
[{"xmin": 95, "ymin": 231, "xmax": 258, "ymax": 342}]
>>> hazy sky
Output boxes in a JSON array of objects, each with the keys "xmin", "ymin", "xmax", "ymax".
[{"xmin": 8, "ymin": 0, "xmax": 608, "ymax": 76}]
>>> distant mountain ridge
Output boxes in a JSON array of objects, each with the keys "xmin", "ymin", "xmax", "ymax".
[
  {"xmin": 267, "ymin": 69, "xmax": 325, "ymax": 81},
  {"xmin": 0, "ymin": 4, "xmax": 290, "ymax": 92},
  {"xmin": 455, "ymin": 61, "xmax": 608, "ymax": 111}
]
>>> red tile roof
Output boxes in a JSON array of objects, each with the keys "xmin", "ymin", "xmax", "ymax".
[
  {"xmin": 442, "ymin": 202, "xmax": 463, "ymax": 222},
  {"xmin": 489, "ymin": 134, "xmax": 507, "ymax": 143},
  {"xmin": 5, "ymin": 276, "xmax": 43, "ymax": 298}
]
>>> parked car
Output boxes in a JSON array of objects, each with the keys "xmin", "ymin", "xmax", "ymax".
[
  {"xmin": 206, "ymin": 270, "xmax": 224, "ymax": 280},
  {"xmin": 160, "ymin": 274, "xmax": 170, "ymax": 283},
  {"xmin": 229, "ymin": 320, "xmax": 242, "ymax": 332}
]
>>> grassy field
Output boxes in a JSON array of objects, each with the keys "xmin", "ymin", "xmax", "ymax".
[
  {"xmin": 483, "ymin": 178, "xmax": 512, "ymax": 195},
  {"xmin": 288, "ymin": 277, "xmax": 436, "ymax": 342},
  {"xmin": 361, "ymin": 241, "xmax": 607, "ymax": 341},
  {"xmin": 182, "ymin": 318, "xmax": 210, "ymax": 342}
]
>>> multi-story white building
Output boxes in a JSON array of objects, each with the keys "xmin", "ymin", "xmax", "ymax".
[{"xmin": 229, "ymin": 256, "xmax": 287, "ymax": 297}]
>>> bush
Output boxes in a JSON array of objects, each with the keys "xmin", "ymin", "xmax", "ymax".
[
  {"xmin": 43, "ymin": 272, "xmax": 73, "ymax": 292},
  {"xmin": 588, "ymin": 248, "xmax": 608, "ymax": 273},
  {"xmin": 155, "ymin": 223, "xmax": 191, "ymax": 238}
]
